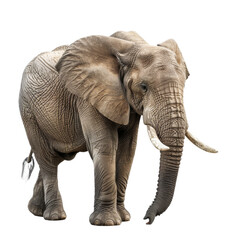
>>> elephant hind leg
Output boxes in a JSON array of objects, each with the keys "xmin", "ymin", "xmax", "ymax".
[
  {"xmin": 29, "ymin": 152, "xmax": 66, "ymax": 220},
  {"xmin": 41, "ymin": 165, "xmax": 66, "ymax": 220},
  {"xmin": 21, "ymin": 104, "xmax": 66, "ymax": 220},
  {"xmin": 28, "ymin": 171, "xmax": 45, "ymax": 217},
  {"xmin": 27, "ymin": 155, "xmax": 66, "ymax": 220}
]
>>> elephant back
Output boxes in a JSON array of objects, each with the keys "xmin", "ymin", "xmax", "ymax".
[{"xmin": 20, "ymin": 46, "xmax": 67, "ymax": 104}]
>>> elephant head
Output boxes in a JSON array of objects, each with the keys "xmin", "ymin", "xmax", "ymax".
[{"xmin": 56, "ymin": 32, "xmax": 217, "ymax": 224}]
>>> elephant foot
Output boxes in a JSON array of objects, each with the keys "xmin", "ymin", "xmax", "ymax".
[
  {"xmin": 117, "ymin": 204, "xmax": 131, "ymax": 221},
  {"xmin": 28, "ymin": 199, "xmax": 45, "ymax": 217},
  {"xmin": 43, "ymin": 203, "xmax": 66, "ymax": 220},
  {"xmin": 89, "ymin": 209, "xmax": 122, "ymax": 226}
]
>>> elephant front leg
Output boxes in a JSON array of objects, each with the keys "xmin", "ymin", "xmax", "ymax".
[
  {"xmin": 90, "ymin": 148, "xmax": 121, "ymax": 226},
  {"xmin": 78, "ymin": 101, "xmax": 121, "ymax": 226},
  {"xmin": 116, "ymin": 114, "xmax": 140, "ymax": 221},
  {"xmin": 116, "ymin": 162, "xmax": 132, "ymax": 222}
]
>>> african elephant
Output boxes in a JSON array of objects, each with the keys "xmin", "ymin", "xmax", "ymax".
[{"xmin": 19, "ymin": 31, "xmax": 217, "ymax": 225}]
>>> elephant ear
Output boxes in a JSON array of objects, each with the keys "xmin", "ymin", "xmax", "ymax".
[
  {"xmin": 158, "ymin": 39, "xmax": 190, "ymax": 79},
  {"xmin": 56, "ymin": 36, "xmax": 135, "ymax": 125}
]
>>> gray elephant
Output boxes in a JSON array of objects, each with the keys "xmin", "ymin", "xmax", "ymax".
[{"xmin": 19, "ymin": 31, "xmax": 217, "ymax": 225}]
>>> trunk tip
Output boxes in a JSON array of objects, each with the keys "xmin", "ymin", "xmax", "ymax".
[
  {"xmin": 144, "ymin": 216, "xmax": 154, "ymax": 225},
  {"xmin": 144, "ymin": 212, "xmax": 156, "ymax": 224}
]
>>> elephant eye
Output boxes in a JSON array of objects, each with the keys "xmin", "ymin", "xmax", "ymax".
[{"xmin": 140, "ymin": 83, "xmax": 148, "ymax": 93}]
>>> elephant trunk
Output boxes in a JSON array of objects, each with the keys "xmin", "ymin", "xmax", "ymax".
[
  {"xmin": 143, "ymin": 81, "xmax": 217, "ymax": 224},
  {"xmin": 144, "ymin": 145, "xmax": 184, "ymax": 224},
  {"xmin": 143, "ymin": 91, "xmax": 187, "ymax": 224}
]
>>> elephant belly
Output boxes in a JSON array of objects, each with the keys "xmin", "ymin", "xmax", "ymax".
[
  {"xmin": 52, "ymin": 108, "xmax": 87, "ymax": 154},
  {"xmin": 52, "ymin": 137, "xmax": 88, "ymax": 160},
  {"xmin": 37, "ymin": 103, "xmax": 88, "ymax": 156}
]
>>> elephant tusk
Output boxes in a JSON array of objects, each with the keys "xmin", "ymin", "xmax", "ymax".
[
  {"xmin": 147, "ymin": 126, "xmax": 170, "ymax": 151},
  {"xmin": 186, "ymin": 131, "xmax": 218, "ymax": 153}
]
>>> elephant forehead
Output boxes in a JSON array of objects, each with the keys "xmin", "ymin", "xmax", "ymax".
[
  {"xmin": 136, "ymin": 62, "xmax": 181, "ymax": 84},
  {"xmin": 136, "ymin": 46, "xmax": 175, "ymax": 65},
  {"xmin": 151, "ymin": 61, "xmax": 186, "ymax": 86},
  {"xmin": 135, "ymin": 52, "xmax": 180, "ymax": 78}
]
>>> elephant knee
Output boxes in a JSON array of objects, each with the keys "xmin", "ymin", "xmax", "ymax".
[{"xmin": 92, "ymin": 141, "xmax": 117, "ymax": 159}]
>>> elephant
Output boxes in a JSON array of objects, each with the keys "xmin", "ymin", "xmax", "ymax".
[{"xmin": 19, "ymin": 31, "xmax": 217, "ymax": 225}]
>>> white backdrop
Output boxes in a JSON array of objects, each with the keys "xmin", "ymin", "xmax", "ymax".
[{"xmin": 1, "ymin": 0, "xmax": 239, "ymax": 239}]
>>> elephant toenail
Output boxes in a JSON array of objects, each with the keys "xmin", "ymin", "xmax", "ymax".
[
  {"xmin": 51, "ymin": 213, "xmax": 59, "ymax": 220},
  {"xmin": 116, "ymin": 219, "xmax": 121, "ymax": 225},
  {"xmin": 105, "ymin": 220, "xmax": 114, "ymax": 226},
  {"xmin": 94, "ymin": 219, "xmax": 100, "ymax": 225}
]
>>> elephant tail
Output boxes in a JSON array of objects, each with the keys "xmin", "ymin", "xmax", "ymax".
[
  {"xmin": 21, "ymin": 149, "xmax": 35, "ymax": 180},
  {"xmin": 26, "ymin": 149, "xmax": 33, "ymax": 163}
]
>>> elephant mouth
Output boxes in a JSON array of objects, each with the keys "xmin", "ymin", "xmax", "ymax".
[
  {"xmin": 146, "ymin": 125, "xmax": 218, "ymax": 153},
  {"xmin": 147, "ymin": 125, "xmax": 169, "ymax": 151}
]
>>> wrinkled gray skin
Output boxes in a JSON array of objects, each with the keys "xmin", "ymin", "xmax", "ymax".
[{"xmin": 19, "ymin": 31, "xmax": 189, "ymax": 225}]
